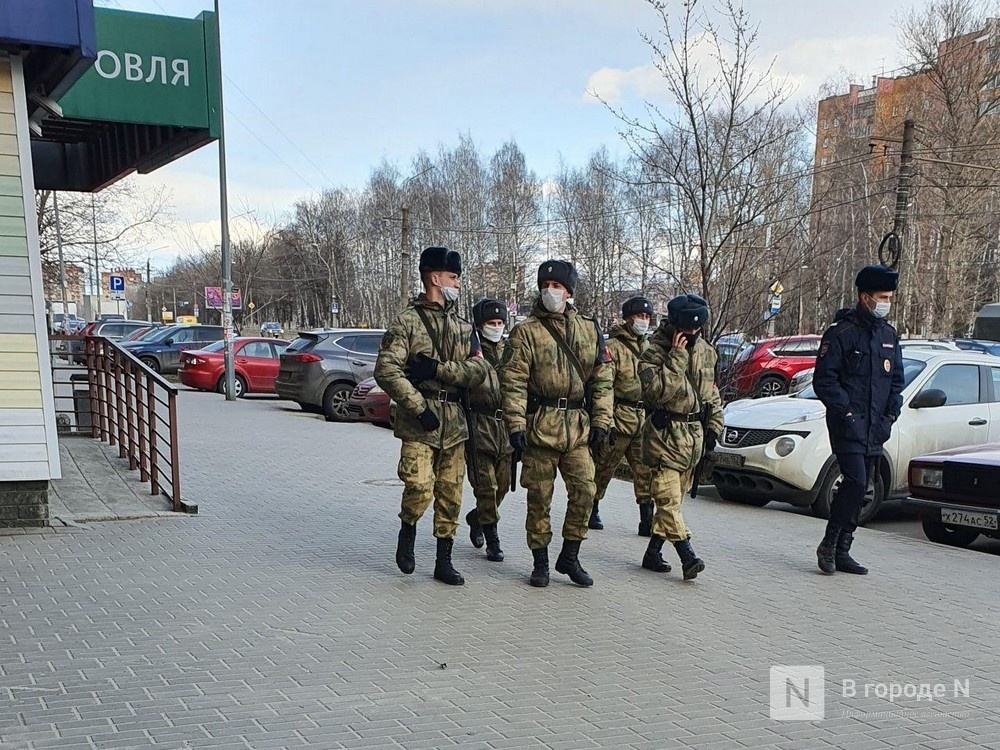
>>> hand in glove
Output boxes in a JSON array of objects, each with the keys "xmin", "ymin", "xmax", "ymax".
[
  {"xmin": 608, "ymin": 426, "xmax": 618, "ymax": 446},
  {"xmin": 416, "ymin": 407, "xmax": 440, "ymax": 432},
  {"xmin": 509, "ymin": 431, "xmax": 527, "ymax": 459},
  {"xmin": 705, "ymin": 429, "xmax": 719, "ymax": 453},
  {"xmin": 650, "ymin": 410, "xmax": 669, "ymax": 431},
  {"xmin": 405, "ymin": 353, "xmax": 440, "ymax": 384},
  {"xmin": 588, "ymin": 426, "xmax": 608, "ymax": 450}
]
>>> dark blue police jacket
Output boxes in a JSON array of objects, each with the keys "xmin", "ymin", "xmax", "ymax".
[{"xmin": 813, "ymin": 305, "xmax": 904, "ymax": 455}]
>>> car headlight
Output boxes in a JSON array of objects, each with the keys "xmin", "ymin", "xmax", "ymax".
[
  {"xmin": 910, "ymin": 467, "xmax": 943, "ymax": 489},
  {"xmin": 775, "ymin": 436, "xmax": 797, "ymax": 457}
]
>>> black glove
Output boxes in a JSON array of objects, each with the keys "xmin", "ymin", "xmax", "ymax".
[
  {"xmin": 608, "ymin": 427, "xmax": 618, "ymax": 446},
  {"xmin": 705, "ymin": 429, "xmax": 718, "ymax": 453},
  {"xmin": 588, "ymin": 426, "xmax": 608, "ymax": 450},
  {"xmin": 510, "ymin": 431, "xmax": 527, "ymax": 458},
  {"xmin": 651, "ymin": 410, "xmax": 669, "ymax": 430},
  {"xmin": 406, "ymin": 353, "xmax": 440, "ymax": 384},
  {"xmin": 416, "ymin": 407, "xmax": 440, "ymax": 432}
]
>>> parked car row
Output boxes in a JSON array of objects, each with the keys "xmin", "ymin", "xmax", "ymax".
[{"xmin": 711, "ymin": 349, "xmax": 1000, "ymax": 528}]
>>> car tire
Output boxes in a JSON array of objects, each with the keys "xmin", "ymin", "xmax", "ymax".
[
  {"xmin": 217, "ymin": 375, "xmax": 248, "ymax": 399},
  {"xmin": 920, "ymin": 519, "xmax": 980, "ymax": 548},
  {"xmin": 140, "ymin": 356, "xmax": 161, "ymax": 373},
  {"xmin": 811, "ymin": 462, "xmax": 885, "ymax": 526},
  {"xmin": 754, "ymin": 374, "xmax": 787, "ymax": 398},
  {"xmin": 715, "ymin": 485, "xmax": 771, "ymax": 507},
  {"xmin": 322, "ymin": 383, "xmax": 355, "ymax": 422}
]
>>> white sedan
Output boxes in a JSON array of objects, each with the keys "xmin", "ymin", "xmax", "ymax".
[{"xmin": 711, "ymin": 349, "xmax": 1000, "ymax": 525}]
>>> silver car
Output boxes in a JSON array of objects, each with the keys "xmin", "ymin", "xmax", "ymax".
[{"xmin": 275, "ymin": 328, "xmax": 385, "ymax": 421}]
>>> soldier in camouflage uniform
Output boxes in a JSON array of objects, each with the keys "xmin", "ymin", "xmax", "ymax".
[
  {"xmin": 464, "ymin": 298, "xmax": 512, "ymax": 563},
  {"xmin": 501, "ymin": 260, "xmax": 613, "ymax": 588},
  {"xmin": 590, "ymin": 296, "xmax": 656, "ymax": 539},
  {"xmin": 374, "ymin": 246, "xmax": 488, "ymax": 586},
  {"xmin": 637, "ymin": 294, "xmax": 723, "ymax": 580}
]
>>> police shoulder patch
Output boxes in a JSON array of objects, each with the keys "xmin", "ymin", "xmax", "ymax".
[
  {"xmin": 818, "ymin": 341, "xmax": 830, "ymax": 357},
  {"xmin": 639, "ymin": 368, "xmax": 655, "ymax": 386}
]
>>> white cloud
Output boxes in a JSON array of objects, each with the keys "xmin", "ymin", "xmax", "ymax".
[{"xmin": 582, "ymin": 32, "xmax": 894, "ymax": 107}]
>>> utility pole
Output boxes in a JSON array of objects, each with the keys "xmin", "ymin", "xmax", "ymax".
[
  {"xmin": 400, "ymin": 203, "xmax": 409, "ymax": 309},
  {"xmin": 214, "ymin": 0, "xmax": 235, "ymax": 400},
  {"xmin": 879, "ymin": 119, "xmax": 915, "ymax": 268},
  {"xmin": 91, "ymin": 194, "xmax": 100, "ymax": 317},
  {"xmin": 53, "ymin": 192, "xmax": 68, "ymax": 322},
  {"xmin": 146, "ymin": 259, "xmax": 152, "ymax": 322}
]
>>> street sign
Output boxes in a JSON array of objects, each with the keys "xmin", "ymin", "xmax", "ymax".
[
  {"xmin": 330, "ymin": 300, "xmax": 340, "ymax": 314},
  {"xmin": 769, "ymin": 294, "xmax": 782, "ymax": 314},
  {"xmin": 108, "ymin": 274, "xmax": 125, "ymax": 300},
  {"xmin": 770, "ymin": 281, "xmax": 784, "ymax": 295}
]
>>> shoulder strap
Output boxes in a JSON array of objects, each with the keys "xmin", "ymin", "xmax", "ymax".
[
  {"xmin": 413, "ymin": 306, "xmax": 445, "ymax": 360},
  {"xmin": 539, "ymin": 316, "xmax": 590, "ymax": 385},
  {"xmin": 617, "ymin": 336, "xmax": 642, "ymax": 361}
]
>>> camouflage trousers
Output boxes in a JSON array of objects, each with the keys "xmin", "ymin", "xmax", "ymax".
[
  {"xmin": 471, "ymin": 449, "xmax": 511, "ymax": 526},
  {"xmin": 521, "ymin": 444, "xmax": 595, "ymax": 550},
  {"xmin": 650, "ymin": 466, "xmax": 695, "ymax": 543},
  {"xmin": 593, "ymin": 430, "xmax": 652, "ymax": 504},
  {"xmin": 397, "ymin": 440, "xmax": 465, "ymax": 539}
]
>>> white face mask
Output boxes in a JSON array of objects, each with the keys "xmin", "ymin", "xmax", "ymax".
[
  {"xmin": 481, "ymin": 324, "xmax": 504, "ymax": 343},
  {"xmin": 631, "ymin": 319, "xmax": 649, "ymax": 336},
  {"xmin": 873, "ymin": 301, "xmax": 891, "ymax": 319},
  {"xmin": 440, "ymin": 285, "xmax": 460, "ymax": 304},
  {"xmin": 540, "ymin": 287, "xmax": 566, "ymax": 313}
]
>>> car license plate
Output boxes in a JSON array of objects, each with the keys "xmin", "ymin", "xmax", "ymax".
[
  {"xmin": 714, "ymin": 452, "xmax": 745, "ymax": 469},
  {"xmin": 941, "ymin": 508, "xmax": 998, "ymax": 530}
]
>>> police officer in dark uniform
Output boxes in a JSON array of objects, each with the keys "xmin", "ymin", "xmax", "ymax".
[{"xmin": 813, "ymin": 264, "xmax": 904, "ymax": 575}]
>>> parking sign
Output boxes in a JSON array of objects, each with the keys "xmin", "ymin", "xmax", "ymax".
[{"xmin": 109, "ymin": 274, "xmax": 125, "ymax": 300}]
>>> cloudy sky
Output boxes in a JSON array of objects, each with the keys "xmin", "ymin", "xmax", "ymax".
[{"xmin": 99, "ymin": 0, "xmax": 919, "ymax": 269}]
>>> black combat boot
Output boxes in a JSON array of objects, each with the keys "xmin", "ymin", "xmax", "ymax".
[
  {"xmin": 396, "ymin": 521, "xmax": 416, "ymax": 575},
  {"xmin": 588, "ymin": 501, "xmax": 604, "ymax": 530},
  {"xmin": 641, "ymin": 535, "xmax": 672, "ymax": 573},
  {"xmin": 674, "ymin": 538, "xmax": 705, "ymax": 580},
  {"xmin": 466, "ymin": 509, "xmax": 484, "ymax": 549},
  {"xmin": 433, "ymin": 537, "xmax": 465, "ymax": 586},
  {"xmin": 529, "ymin": 547, "xmax": 549, "ymax": 587},
  {"xmin": 835, "ymin": 531, "xmax": 868, "ymax": 575},
  {"xmin": 482, "ymin": 523, "xmax": 504, "ymax": 562},
  {"xmin": 638, "ymin": 502, "xmax": 654, "ymax": 537},
  {"xmin": 816, "ymin": 522, "xmax": 841, "ymax": 575},
  {"xmin": 555, "ymin": 540, "xmax": 594, "ymax": 587}
]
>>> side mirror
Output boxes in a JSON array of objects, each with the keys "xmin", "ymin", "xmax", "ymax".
[
  {"xmin": 911, "ymin": 388, "xmax": 947, "ymax": 409},
  {"xmin": 163, "ymin": 337, "xmax": 174, "ymax": 346}
]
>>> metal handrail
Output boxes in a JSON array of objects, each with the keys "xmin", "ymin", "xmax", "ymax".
[{"xmin": 48, "ymin": 334, "xmax": 191, "ymax": 512}]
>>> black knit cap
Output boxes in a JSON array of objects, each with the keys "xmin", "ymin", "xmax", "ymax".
[
  {"xmin": 667, "ymin": 293, "xmax": 710, "ymax": 329},
  {"xmin": 537, "ymin": 259, "xmax": 578, "ymax": 294},
  {"xmin": 419, "ymin": 246, "xmax": 462, "ymax": 276},
  {"xmin": 622, "ymin": 296, "xmax": 653, "ymax": 318},
  {"xmin": 473, "ymin": 298, "xmax": 508, "ymax": 327},
  {"xmin": 855, "ymin": 264, "xmax": 899, "ymax": 293}
]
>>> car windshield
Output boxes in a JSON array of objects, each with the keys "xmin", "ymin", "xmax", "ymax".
[
  {"xmin": 200, "ymin": 341, "xmax": 226, "ymax": 352},
  {"xmin": 795, "ymin": 358, "xmax": 926, "ymax": 400},
  {"xmin": 135, "ymin": 326, "xmax": 177, "ymax": 343}
]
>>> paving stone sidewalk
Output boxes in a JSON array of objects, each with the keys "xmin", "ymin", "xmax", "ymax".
[{"xmin": 1, "ymin": 389, "xmax": 999, "ymax": 749}]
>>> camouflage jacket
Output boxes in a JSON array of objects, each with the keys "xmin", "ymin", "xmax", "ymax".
[
  {"xmin": 374, "ymin": 296, "xmax": 488, "ymax": 450},
  {"xmin": 637, "ymin": 322, "xmax": 724, "ymax": 472},
  {"xmin": 501, "ymin": 298, "xmax": 613, "ymax": 453},
  {"xmin": 606, "ymin": 323, "xmax": 649, "ymax": 438},
  {"xmin": 468, "ymin": 339, "xmax": 511, "ymax": 457}
]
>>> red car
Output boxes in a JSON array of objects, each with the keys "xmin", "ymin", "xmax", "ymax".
[
  {"xmin": 347, "ymin": 377, "xmax": 391, "ymax": 426},
  {"xmin": 729, "ymin": 335, "xmax": 822, "ymax": 398},
  {"xmin": 179, "ymin": 337, "xmax": 290, "ymax": 398}
]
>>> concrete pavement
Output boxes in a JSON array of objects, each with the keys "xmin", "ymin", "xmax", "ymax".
[{"xmin": 2, "ymin": 389, "xmax": 999, "ymax": 749}]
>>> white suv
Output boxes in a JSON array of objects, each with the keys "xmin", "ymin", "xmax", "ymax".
[{"xmin": 711, "ymin": 349, "xmax": 1000, "ymax": 525}]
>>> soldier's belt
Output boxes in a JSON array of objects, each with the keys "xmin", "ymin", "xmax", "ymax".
[
  {"xmin": 419, "ymin": 388, "xmax": 463, "ymax": 403},
  {"xmin": 615, "ymin": 397, "xmax": 645, "ymax": 411},
  {"xmin": 472, "ymin": 404, "xmax": 504, "ymax": 421},
  {"xmin": 530, "ymin": 393, "xmax": 586, "ymax": 410},
  {"xmin": 648, "ymin": 408, "xmax": 702, "ymax": 423}
]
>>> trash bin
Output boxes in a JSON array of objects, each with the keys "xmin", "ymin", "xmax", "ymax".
[{"xmin": 70, "ymin": 373, "xmax": 92, "ymax": 432}]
